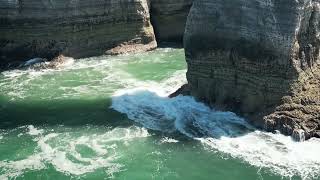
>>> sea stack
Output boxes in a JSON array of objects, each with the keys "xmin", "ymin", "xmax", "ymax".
[{"xmin": 184, "ymin": 0, "xmax": 320, "ymax": 140}]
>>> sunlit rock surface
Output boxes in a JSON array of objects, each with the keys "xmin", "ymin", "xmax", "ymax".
[{"xmin": 184, "ymin": 0, "xmax": 320, "ymax": 140}]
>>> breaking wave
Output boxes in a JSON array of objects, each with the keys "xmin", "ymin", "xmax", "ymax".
[
  {"xmin": 111, "ymin": 72, "xmax": 320, "ymax": 180},
  {"xmin": 2, "ymin": 47, "xmax": 320, "ymax": 179}
]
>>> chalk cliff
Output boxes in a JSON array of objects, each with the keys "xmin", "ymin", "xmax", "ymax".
[
  {"xmin": 0, "ymin": 0, "xmax": 157, "ymax": 65},
  {"xmin": 3, "ymin": 0, "xmax": 320, "ymax": 140},
  {"xmin": 184, "ymin": 0, "xmax": 320, "ymax": 140}
]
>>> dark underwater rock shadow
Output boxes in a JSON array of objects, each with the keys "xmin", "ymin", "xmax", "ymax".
[{"xmin": 0, "ymin": 97, "xmax": 132, "ymax": 129}]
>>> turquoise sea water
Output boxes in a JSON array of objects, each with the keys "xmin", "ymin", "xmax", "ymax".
[{"xmin": 0, "ymin": 48, "xmax": 320, "ymax": 180}]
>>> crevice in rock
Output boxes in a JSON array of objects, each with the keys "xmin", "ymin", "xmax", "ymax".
[{"xmin": 149, "ymin": 0, "xmax": 193, "ymax": 45}]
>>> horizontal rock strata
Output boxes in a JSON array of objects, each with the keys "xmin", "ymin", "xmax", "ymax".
[
  {"xmin": 184, "ymin": 0, "xmax": 320, "ymax": 140},
  {"xmin": 0, "ymin": 0, "xmax": 157, "ymax": 65}
]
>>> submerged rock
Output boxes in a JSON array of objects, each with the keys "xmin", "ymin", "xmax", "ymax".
[
  {"xmin": 18, "ymin": 55, "xmax": 74, "ymax": 70},
  {"xmin": 0, "ymin": 0, "xmax": 157, "ymax": 62},
  {"xmin": 184, "ymin": 0, "xmax": 320, "ymax": 139},
  {"xmin": 46, "ymin": 55, "xmax": 75, "ymax": 69}
]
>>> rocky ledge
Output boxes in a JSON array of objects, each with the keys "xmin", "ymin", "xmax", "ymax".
[{"xmin": 184, "ymin": 0, "xmax": 320, "ymax": 140}]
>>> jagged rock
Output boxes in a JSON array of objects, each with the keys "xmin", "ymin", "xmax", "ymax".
[
  {"xmin": 292, "ymin": 129, "xmax": 306, "ymax": 142},
  {"xmin": 17, "ymin": 55, "xmax": 74, "ymax": 70},
  {"xmin": 169, "ymin": 84, "xmax": 190, "ymax": 98},
  {"xmin": 0, "ymin": 0, "xmax": 157, "ymax": 63},
  {"xmin": 105, "ymin": 40, "xmax": 157, "ymax": 55},
  {"xmin": 150, "ymin": 0, "xmax": 193, "ymax": 43},
  {"xmin": 184, "ymin": 0, "xmax": 320, "ymax": 139},
  {"xmin": 46, "ymin": 55, "xmax": 75, "ymax": 69}
]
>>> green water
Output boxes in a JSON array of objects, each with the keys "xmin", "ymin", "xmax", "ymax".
[{"xmin": 0, "ymin": 49, "xmax": 319, "ymax": 180}]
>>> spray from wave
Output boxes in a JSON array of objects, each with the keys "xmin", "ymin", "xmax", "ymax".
[{"xmin": 111, "ymin": 71, "xmax": 320, "ymax": 180}]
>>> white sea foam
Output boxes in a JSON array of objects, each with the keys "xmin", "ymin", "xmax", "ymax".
[
  {"xmin": 200, "ymin": 132, "xmax": 320, "ymax": 180},
  {"xmin": 4, "ymin": 47, "xmax": 319, "ymax": 179},
  {"xmin": 0, "ymin": 126, "xmax": 149, "ymax": 179},
  {"xmin": 160, "ymin": 137, "xmax": 179, "ymax": 144},
  {"xmin": 0, "ymin": 48, "xmax": 185, "ymax": 101},
  {"xmin": 111, "ymin": 73, "xmax": 320, "ymax": 180},
  {"xmin": 26, "ymin": 125, "xmax": 44, "ymax": 136}
]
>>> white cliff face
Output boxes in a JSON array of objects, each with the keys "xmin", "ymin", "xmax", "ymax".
[
  {"xmin": 0, "ymin": 0, "xmax": 195, "ymax": 66},
  {"xmin": 184, "ymin": 0, "xmax": 320, "ymax": 139},
  {"xmin": 0, "ymin": 0, "xmax": 157, "ymax": 61}
]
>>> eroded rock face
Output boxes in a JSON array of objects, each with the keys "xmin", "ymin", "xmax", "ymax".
[
  {"xmin": 184, "ymin": 0, "xmax": 320, "ymax": 140},
  {"xmin": 150, "ymin": 0, "xmax": 193, "ymax": 43},
  {"xmin": 0, "ymin": 0, "xmax": 157, "ymax": 64}
]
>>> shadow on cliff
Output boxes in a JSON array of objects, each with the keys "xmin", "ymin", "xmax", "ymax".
[{"xmin": 157, "ymin": 42, "xmax": 184, "ymax": 49}]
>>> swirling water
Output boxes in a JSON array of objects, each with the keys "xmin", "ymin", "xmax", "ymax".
[{"xmin": 0, "ymin": 48, "xmax": 320, "ymax": 180}]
